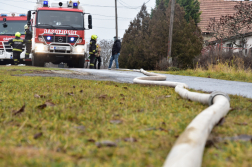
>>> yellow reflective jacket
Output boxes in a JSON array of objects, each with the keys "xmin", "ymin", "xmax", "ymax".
[{"xmin": 89, "ymin": 39, "xmax": 97, "ymax": 55}]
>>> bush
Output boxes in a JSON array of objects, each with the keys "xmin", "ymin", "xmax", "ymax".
[
  {"xmin": 155, "ymin": 58, "xmax": 170, "ymax": 71},
  {"xmin": 167, "ymin": 67, "xmax": 181, "ymax": 71},
  {"xmin": 195, "ymin": 47, "xmax": 252, "ymax": 70}
]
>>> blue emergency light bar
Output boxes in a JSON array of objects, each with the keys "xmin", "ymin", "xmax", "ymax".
[
  {"xmin": 73, "ymin": 2, "xmax": 78, "ymax": 8},
  {"xmin": 19, "ymin": 14, "xmax": 26, "ymax": 16},
  {"xmin": 43, "ymin": 1, "xmax": 49, "ymax": 7},
  {"xmin": 1, "ymin": 14, "xmax": 7, "ymax": 17}
]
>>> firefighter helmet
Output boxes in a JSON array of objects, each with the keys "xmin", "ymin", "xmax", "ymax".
[
  {"xmin": 15, "ymin": 32, "xmax": 21, "ymax": 37},
  {"xmin": 91, "ymin": 35, "xmax": 98, "ymax": 40},
  {"xmin": 24, "ymin": 24, "xmax": 29, "ymax": 29}
]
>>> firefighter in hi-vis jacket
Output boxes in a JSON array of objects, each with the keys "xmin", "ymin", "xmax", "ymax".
[
  {"xmin": 24, "ymin": 24, "xmax": 32, "ymax": 59},
  {"xmin": 89, "ymin": 35, "xmax": 98, "ymax": 69},
  {"xmin": 8, "ymin": 32, "xmax": 27, "ymax": 65}
]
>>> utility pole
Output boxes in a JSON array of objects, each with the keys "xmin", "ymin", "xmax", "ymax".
[
  {"xmin": 115, "ymin": 0, "xmax": 118, "ymax": 39},
  {"xmin": 167, "ymin": 0, "xmax": 175, "ymax": 64}
]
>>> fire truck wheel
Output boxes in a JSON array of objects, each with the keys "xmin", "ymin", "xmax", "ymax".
[
  {"xmin": 72, "ymin": 56, "xmax": 84, "ymax": 68},
  {"xmin": 78, "ymin": 56, "xmax": 85, "ymax": 68},
  {"xmin": 32, "ymin": 54, "xmax": 45, "ymax": 67}
]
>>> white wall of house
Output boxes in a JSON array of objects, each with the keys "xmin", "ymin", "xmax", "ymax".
[{"xmin": 221, "ymin": 36, "xmax": 252, "ymax": 55}]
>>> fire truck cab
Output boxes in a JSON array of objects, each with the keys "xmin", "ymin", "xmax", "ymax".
[
  {"xmin": 0, "ymin": 13, "xmax": 31, "ymax": 65},
  {"xmin": 27, "ymin": 0, "xmax": 92, "ymax": 67}
]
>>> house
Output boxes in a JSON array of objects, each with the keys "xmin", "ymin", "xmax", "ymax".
[
  {"xmin": 208, "ymin": 32, "xmax": 252, "ymax": 55},
  {"xmin": 198, "ymin": 0, "xmax": 252, "ymax": 55}
]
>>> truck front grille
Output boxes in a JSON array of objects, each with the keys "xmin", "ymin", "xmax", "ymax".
[
  {"xmin": 43, "ymin": 36, "xmax": 79, "ymax": 43},
  {"xmin": 3, "ymin": 42, "xmax": 14, "ymax": 52}
]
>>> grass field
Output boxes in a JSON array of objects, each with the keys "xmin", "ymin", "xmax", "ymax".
[
  {"xmin": 154, "ymin": 62, "xmax": 252, "ymax": 83},
  {"xmin": 0, "ymin": 66, "xmax": 251, "ymax": 167}
]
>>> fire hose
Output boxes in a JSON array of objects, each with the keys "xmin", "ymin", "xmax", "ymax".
[{"xmin": 133, "ymin": 69, "xmax": 231, "ymax": 167}]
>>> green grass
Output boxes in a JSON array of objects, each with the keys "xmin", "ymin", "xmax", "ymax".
[
  {"xmin": 153, "ymin": 63, "xmax": 252, "ymax": 83},
  {"xmin": 0, "ymin": 66, "xmax": 70, "ymax": 76},
  {"xmin": 0, "ymin": 66, "xmax": 251, "ymax": 167}
]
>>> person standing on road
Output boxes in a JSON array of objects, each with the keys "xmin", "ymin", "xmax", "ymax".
[
  {"xmin": 108, "ymin": 37, "xmax": 121, "ymax": 70},
  {"xmin": 89, "ymin": 35, "xmax": 98, "ymax": 69},
  {"xmin": 94, "ymin": 44, "xmax": 102, "ymax": 69},
  {"xmin": 8, "ymin": 32, "xmax": 26, "ymax": 65},
  {"xmin": 24, "ymin": 24, "xmax": 32, "ymax": 59}
]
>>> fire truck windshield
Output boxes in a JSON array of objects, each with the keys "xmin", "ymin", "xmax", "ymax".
[
  {"xmin": 0, "ymin": 21, "xmax": 26, "ymax": 35},
  {"xmin": 37, "ymin": 11, "xmax": 84, "ymax": 30}
]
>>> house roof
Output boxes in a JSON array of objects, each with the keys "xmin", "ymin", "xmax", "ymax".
[{"xmin": 198, "ymin": 0, "xmax": 252, "ymax": 33}]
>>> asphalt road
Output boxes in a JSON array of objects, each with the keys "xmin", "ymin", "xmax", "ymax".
[{"xmin": 70, "ymin": 68, "xmax": 252, "ymax": 99}]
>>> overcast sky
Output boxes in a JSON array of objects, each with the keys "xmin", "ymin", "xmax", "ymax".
[{"xmin": 0, "ymin": 0, "xmax": 155, "ymax": 41}]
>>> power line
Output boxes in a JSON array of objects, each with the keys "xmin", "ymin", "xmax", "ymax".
[
  {"xmin": 7, "ymin": 0, "xmax": 152, "ymax": 8},
  {"xmin": 0, "ymin": 8, "xmax": 14, "ymax": 13},
  {"xmin": 0, "ymin": 1, "xmax": 151, "ymax": 31},
  {"xmin": 1, "ymin": 2, "xmax": 147, "ymax": 19},
  {"xmin": 118, "ymin": 0, "xmax": 151, "ymax": 9},
  {"xmin": 92, "ymin": 14, "xmax": 132, "ymax": 19},
  {"xmin": 118, "ymin": 1, "xmax": 139, "ymax": 10},
  {"xmin": 119, "ymin": 0, "xmax": 135, "ymax": 7},
  {"xmin": 93, "ymin": 18, "xmax": 132, "ymax": 21},
  {"xmin": 2, "ymin": 1, "xmax": 152, "ymax": 10},
  {"xmin": 11, "ymin": 0, "xmax": 35, "ymax": 2},
  {"xmin": 2, "ymin": 1, "xmax": 207, "ymax": 12},
  {"xmin": 94, "ymin": 26, "xmax": 125, "ymax": 30},
  {"xmin": 81, "ymin": 4, "xmax": 152, "ymax": 9},
  {"xmin": 1, "ymin": 2, "xmax": 31, "ymax": 10}
]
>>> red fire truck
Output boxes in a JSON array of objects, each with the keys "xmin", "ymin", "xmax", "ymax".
[
  {"xmin": 0, "ymin": 13, "xmax": 31, "ymax": 65},
  {"xmin": 27, "ymin": 0, "xmax": 92, "ymax": 67}
]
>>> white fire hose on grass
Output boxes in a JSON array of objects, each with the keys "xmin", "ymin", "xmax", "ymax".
[{"xmin": 133, "ymin": 69, "xmax": 231, "ymax": 167}]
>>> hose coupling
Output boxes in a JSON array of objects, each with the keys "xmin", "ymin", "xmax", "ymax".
[{"xmin": 208, "ymin": 91, "xmax": 230, "ymax": 106}]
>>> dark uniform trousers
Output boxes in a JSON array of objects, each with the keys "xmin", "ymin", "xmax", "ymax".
[
  {"xmin": 94, "ymin": 57, "xmax": 101, "ymax": 69},
  {"xmin": 25, "ymin": 41, "xmax": 31, "ymax": 59},
  {"xmin": 89, "ymin": 54, "xmax": 96, "ymax": 69},
  {"xmin": 25, "ymin": 29, "xmax": 32, "ymax": 59},
  {"xmin": 13, "ymin": 51, "xmax": 21, "ymax": 65}
]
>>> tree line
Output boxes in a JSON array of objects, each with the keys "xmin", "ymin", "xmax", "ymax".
[{"xmin": 119, "ymin": 0, "xmax": 203, "ymax": 70}]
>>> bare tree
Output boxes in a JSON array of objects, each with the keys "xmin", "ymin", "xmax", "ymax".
[
  {"xmin": 98, "ymin": 39, "xmax": 114, "ymax": 68},
  {"xmin": 207, "ymin": 2, "xmax": 252, "ymax": 49}
]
